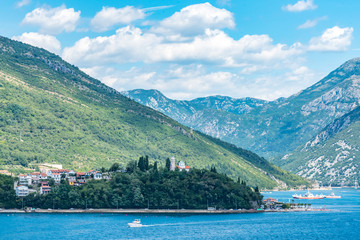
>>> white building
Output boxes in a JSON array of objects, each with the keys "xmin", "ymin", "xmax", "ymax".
[
  {"xmin": 40, "ymin": 173, "xmax": 48, "ymax": 180},
  {"xmin": 16, "ymin": 185, "xmax": 29, "ymax": 197},
  {"xmin": 94, "ymin": 171, "xmax": 102, "ymax": 180},
  {"xmin": 51, "ymin": 173, "xmax": 61, "ymax": 184},
  {"xmin": 40, "ymin": 184, "xmax": 51, "ymax": 194},
  {"xmin": 18, "ymin": 174, "xmax": 32, "ymax": 186},
  {"xmin": 176, "ymin": 161, "xmax": 190, "ymax": 172}
]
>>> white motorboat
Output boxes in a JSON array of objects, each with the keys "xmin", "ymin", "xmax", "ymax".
[
  {"xmin": 128, "ymin": 219, "xmax": 143, "ymax": 227},
  {"xmin": 325, "ymin": 192, "xmax": 341, "ymax": 199}
]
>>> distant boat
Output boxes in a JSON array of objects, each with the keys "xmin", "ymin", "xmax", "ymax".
[
  {"xmin": 293, "ymin": 190, "xmax": 324, "ymax": 199},
  {"xmin": 128, "ymin": 219, "xmax": 143, "ymax": 228},
  {"xmin": 324, "ymin": 192, "xmax": 341, "ymax": 199}
]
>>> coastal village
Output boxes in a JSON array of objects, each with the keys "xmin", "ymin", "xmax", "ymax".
[
  {"xmin": 0, "ymin": 158, "xmax": 326, "ymax": 213},
  {"xmin": 1, "ymin": 157, "xmax": 191, "ymax": 198}
]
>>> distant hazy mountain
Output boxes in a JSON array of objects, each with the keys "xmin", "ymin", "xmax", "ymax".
[
  {"xmin": 0, "ymin": 36, "xmax": 308, "ymax": 189},
  {"xmin": 124, "ymin": 58, "xmax": 360, "ymax": 160},
  {"xmin": 122, "ymin": 89, "xmax": 268, "ymax": 122},
  {"xmin": 280, "ymin": 106, "xmax": 360, "ymax": 185}
]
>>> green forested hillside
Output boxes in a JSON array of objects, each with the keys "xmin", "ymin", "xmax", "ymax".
[
  {"xmin": 2, "ymin": 167, "xmax": 262, "ymax": 210},
  {"xmin": 0, "ymin": 36, "xmax": 307, "ymax": 189}
]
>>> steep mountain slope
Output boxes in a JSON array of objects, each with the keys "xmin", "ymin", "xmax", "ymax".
[
  {"xmin": 125, "ymin": 59, "xmax": 360, "ymax": 160},
  {"xmin": 0, "ymin": 36, "xmax": 306, "ymax": 188},
  {"xmin": 123, "ymin": 89, "xmax": 268, "ymax": 122},
  {"xmin": 280, "ymin": 106, "xmax": 360, "ymax": 185}
]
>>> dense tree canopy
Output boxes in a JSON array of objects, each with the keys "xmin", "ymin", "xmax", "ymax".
[{"xmin": 0, "ymin": 162, "xmax": 262, "ymax": 210}]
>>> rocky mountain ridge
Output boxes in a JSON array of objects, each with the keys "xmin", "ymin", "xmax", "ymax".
[
  {"xmin": 281, "ymin": 106, "xmax": 360, "ymax": 185},
  {"xmin": 124, "ymin": 58, "xmax": 360, "ymax": 160}
]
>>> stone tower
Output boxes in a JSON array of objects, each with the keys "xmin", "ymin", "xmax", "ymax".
[{"xmin": 170, "ymin": 156, "xmax": 176, "ymax": 171}]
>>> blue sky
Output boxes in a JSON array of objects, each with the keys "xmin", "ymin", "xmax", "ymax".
[{"xmin": 1, "ymin": 0, "xmax": 359, "ymax": 100}]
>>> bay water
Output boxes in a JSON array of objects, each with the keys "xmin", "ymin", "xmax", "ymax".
[{"xmin": 1, "ymin": 188, "xmax": 359, "ymax": 239}]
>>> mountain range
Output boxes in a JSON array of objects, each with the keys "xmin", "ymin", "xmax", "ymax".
[
  {"xmin": 124, "ymin": 58, "xmax": 360, "ymax": 185},
  {"xmin": 280, "ymin": 105, "xmax": 360, "ymax": 185},
  {"xmin": 0, "ymin": 36, "xmax": 308, "ymax": 189}
]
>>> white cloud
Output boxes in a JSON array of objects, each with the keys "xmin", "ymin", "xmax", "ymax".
[
  {"xmin": 16, "ymin": 0, "xmax": 31, "ymax": 8},
  {"xmin": 60, "ymin": 3, "xmax": 323, "ymax": 101},
  {"xmin": 81, "ymin": 63, "xmax": 321, "ymax": 101},
  {"xmin": 63, "ymin": 26, "xmax": 303, "ymax": 69},
  {"xmin": 63, "ymin": 26, "xmax": 162, "ymax": 65},
  {"xmin": 308, "ymin": 26, "xmax": 353, "ymax": 51},
  {"xmin": 298, "ymin": 16, "xmax": 327, "ymax": 29},
  {"xmin": 151, "ymin": 2, "xmax": 234, "ymax": 38},
  {"xmin": 91, "ymin": 6, "xmax": 145, "ymax": 32},
  {"xmin": 81, "ymin": 65, "xmax": 240, "ymax": 100},
  {"xmin": 282, "ymin": 0, "xmax": 317, "ymax": 12},
  {"xmin": 22, "ymin": 5, "xmax": 80, "ymax": 34},
  {"xmin": 12, "ymin": 32, "xmax": 61, "ymax": 54}
]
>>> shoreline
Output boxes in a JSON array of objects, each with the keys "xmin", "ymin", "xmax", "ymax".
[
  {"xmin": 0, "ymin": 208, "xmax": 328, "ymax": 214},
  {"xmin": 261, "ymin": 186, "xmax": 359, "ymax": 192}
]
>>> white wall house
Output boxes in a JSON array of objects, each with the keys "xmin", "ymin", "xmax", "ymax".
[
  {"xmin": 51, "ymin": 173, "xmax": 61, "ymax": 184},
  {"xmin": 16, "ymin": 185, "xmax": 29, "ymax": 197},
  {"xmin": 94, "ymin": 172, "xmax": 102, "ymax": 180},
  {"xmin": 18, "ymin": 174, "xmax": 32, "ymax": 185}
]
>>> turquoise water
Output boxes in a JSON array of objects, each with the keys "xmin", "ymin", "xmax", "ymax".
[{"xmin": 1, "ymin": 188, "xmax": 360, "ymax": 239}]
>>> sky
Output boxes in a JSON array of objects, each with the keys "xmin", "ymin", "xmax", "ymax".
[{"xmin": 1, "ymin": 0, "xmax": 360, "ymax": 100}]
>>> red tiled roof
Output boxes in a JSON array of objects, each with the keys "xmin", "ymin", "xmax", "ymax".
[
  {"xmin": 18, "ymin": 174, "xmax": 27, "ymax": 177},
  {"xmin": 41, "ymin": 181, "xmax": 49, "ymax": 185},
  {"xmin": 264, "ymin": 197, "xmax": 276, "ymax": 202},
  {"xmin": 175, "ymin": 165, "xmax": 190, "ymax": 169},
  {"xmin": 41, "ymin": 173, "xmax": 47, "ymax": 177}
]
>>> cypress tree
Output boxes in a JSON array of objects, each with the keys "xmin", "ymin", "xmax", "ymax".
[
  {"xmin": 145, "ymin": 155, "xmax": 149, "ymax": 170},
  {"xmin": 165, "ymin": 158, "xmax": 170, "ymax": 171},
  {"xmin": 153, "ymin": 161, "xmax": 158, "ymax": 172},
  {"xmin": 138, "ymin": 156, "xmax": 145, "ymax": 171}
]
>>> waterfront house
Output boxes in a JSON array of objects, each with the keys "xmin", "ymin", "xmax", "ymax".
[
  {"xmin": 51, "ymin": 173, "xmax": 61, "ymax": 184},
  {"xmin": 101, "ymin": 173, "xmax": 111, "ymax": 180},
  {"xmin": 76, "ymin": 172, "xmax": 86, "ymax": 184},
  {"xmin": 48, "ymin": 169, "xmax": 70, "ymax": 178},
  {"xmin": 18, "ymin": 174, "xmax": 32, "ymax": 185},
  {"xmin": 40, "ymin": 173, "xmax": 48, "ymax": 180},
  {"xmin": 16, "ymin": 185, "xmax": 29, "ymax": 197},
  {"xmin": 94, "ymin": 171, "xmax": 102, "ymax": 180},
  {"xmin": 40, "ymin": 182, "xmax": 51, "ymax": 194},
  {"xmin": 67, "ymin": 175, "xmax": 76, "ymax": 185},
  {"xmin": 30, "ymin": 172, "xmax": 41, "ymax": 184}
]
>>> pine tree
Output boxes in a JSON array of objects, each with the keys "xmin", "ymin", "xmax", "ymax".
[
  {"xmin": 153, "ymin": 161, "xmax": 158, "ymax": 172},
  {"xmin": 145, "ymin": 155, "xmax": 149, "ymax": 170},
  {"xmin": 109, "ymin": 163, "xmax": 119, "ymax": 172},
  {"xmin": 138, "ymin": 156, "xmax": 145, "ymax": 171},
  {"xmin": 165, "ymin": 158, "xmax": 170, "ymax": 171}
]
